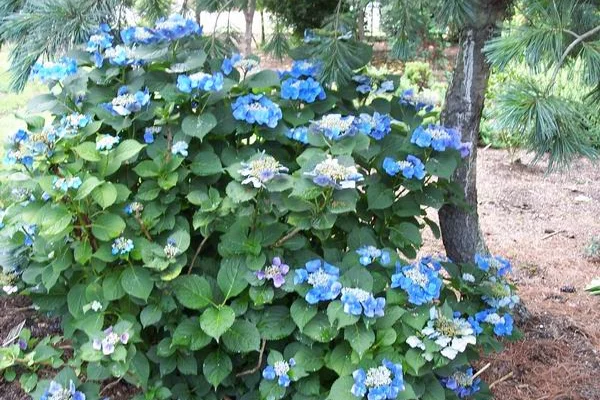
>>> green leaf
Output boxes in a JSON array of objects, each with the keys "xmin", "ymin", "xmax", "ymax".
[
  {"xmin": 67, "ymin": 284, "xmax": 86, "ymax": 318},
  {"xmin": 40, "ymin": 206, "xmax": 72, "ymax": 236},
  {"xmin": 140, "ymin": 305, "xmax": 162, "ymax": 327},
  {"xmin": 245, "ymin": 70, "xmax": 280, "ymax": 88},
  {"xmin": 367, "ymin": 183, "xmax": 395, "ymax": 210},
  {"xmin": 404, "ymin": 348, "xmax": 426, "ymax": 375},
  {"xmin": 217, "ymin": 258, "xmax": 248, "ymax": 300},
  {"xmin": 326, "ymin": 376, "xmax": 355, "ymax": 400},
  {"xmin": 121, "ymin": 267, "xmax": 154, "ymax": 301},
  {"xmin": 203, "ymin": 350, "xmax": 232, "ymax": 389},
  {"xmin": 73, "ymin": 142, "xmax": 101, "ymax": 162},
  {"xmin": 74, "ymin": 177, "xmax": 104, "ymax": 200},
  {"xmin": 177, "ymin": 353, "xmax": 198, "ymax": 375},
  {"xmin": 91, "ymin": 182, "xmax": 118, "ymax": 209},
  {"xmin": 172, "ymin": 318, "xmax": 212, "ymax": 351},
  {"xmin": 303, "ymin": 313, "xmax": 338, "ymax": 343},
  {"xmin": 199, "ymin": 306, "xmax": 235, "ymax": 341},
  {"xmin": 344, "ymin": 324, "xmax": 374, "ymax": 358},
  {"xmin": 91, "ymin": 213, "xmax": 125, "ymax": 241},
  {"xmin": 225, "ymin": 181, "xmax": 257, "ymax": 203},
  {"xmin": 325, "ymin": 343, "xmax": 354, "ymax": 376},
  {"xmin": 290, "ymin": 298, "xmax": 317, "ymax": 332},
  {"xmin": 425, "ymin": 152, "xmax": 458, "ymax": 179},
  {"xmin": 173, "ymin": 275, "xmax": 213, "ymax": 310},
  {"xmin": 182, "ymin": 113, "xmax": 218, "ymax": 140},
  {"xmin": 113, "ymin": 139, "xmax": 145, "ymax": 164},
  {"xmin": 222, "ymin": 319, "xmax": 260, "ymax": 353},
  {"xmin": 257, "ymin": 306, "xmax": 296, "ymax": 340},
  {"xmin": 260, "ymin": 379, "xmax": 287, "ymax": 400},
  {"xmin": 133, "ymin": 160, "xmax": 160, "ymax": 177},
  {"xmin": 390, "ymin": 222, "xmax": 422, "ymax": 247},
  {"xmin": 327, "ymin": 301, "xmax": 359, "ymax": 329},
  {"xmin": 190, "ymin": 147, "xmax": 223, "ymax": 176}
]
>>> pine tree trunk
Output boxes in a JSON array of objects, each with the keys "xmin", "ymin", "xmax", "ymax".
[
  {"xmin": 243, "ymin": 0, "xmax": 257, "ymax": 55},
  {"xmin": 357, "ymin": 8, "xmax": 365, "ymax": 41},
  {"xmin": 438, "ymin": 0, "xmax": 510, "ymax": 262}
]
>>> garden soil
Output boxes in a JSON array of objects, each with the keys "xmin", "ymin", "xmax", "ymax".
[{"xmin": 1, "ymin": 148, "xmax": 599, "ymax": 399}]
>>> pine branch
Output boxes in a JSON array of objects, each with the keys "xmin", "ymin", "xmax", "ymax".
[{"xmin": 546, "ymin": 24, "xmax": 600, "ymax": 92}]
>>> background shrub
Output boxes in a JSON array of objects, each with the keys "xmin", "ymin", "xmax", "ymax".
[{"xmin": 0, "ymin": 16, "xmax": 519, "ymax": 400}]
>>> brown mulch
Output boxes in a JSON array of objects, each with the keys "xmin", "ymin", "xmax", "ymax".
[{"xmin": 423, "ymin": 148, "xmax": 600, "ymax": 400}]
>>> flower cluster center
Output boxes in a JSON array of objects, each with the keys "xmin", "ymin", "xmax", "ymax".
[
  {"xmin": 341, "ymin": 287, "xmax": 371, "ymax": 302},
  {"xmin": 273, "ymin": 361, "xmax": 290, "ymax": 376},
  {"xmin": 365, "ymin": 365, "xmax": 392, "ymax": 387}
]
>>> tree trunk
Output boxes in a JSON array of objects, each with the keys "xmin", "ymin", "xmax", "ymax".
[
  {"xmin": 438, "ymin": 0, "xmax": 511, "ymax": 263},
  {"xmin": 357, "ymin": 7, "xmax": 365, "ymax": 41},
  {"xmin": 243, "ymin": 0, "xmax": 257, "ymax": 55}
]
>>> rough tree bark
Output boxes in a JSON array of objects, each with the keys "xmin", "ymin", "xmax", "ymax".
[
  {"xmin": 439, "ymin": 0, "xmax": 511, "ymax": 262},
  {"xmin": 243, "ymin": 0, "xmax": 257, "ymax": 55},
  {"xmin": 357, "ymin": 7, "xmax": 365, "ymax": 41}
]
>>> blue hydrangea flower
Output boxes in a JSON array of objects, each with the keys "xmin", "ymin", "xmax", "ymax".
[
  {"xmin": 391, "ymin": 261, "xmax": 443, "ymax": 305},
  {"xmin": 96, "ymin": 134, "xmax": 120, "ymax": 151},
  {"xmin": 481, "ymin": 281, "xmax": 520, "ymax": 309},
  {"xmin": 475, "ymin": 309, "xmax": 514, "ymax": 336},
  {"xmin": 153, "ymin": 14, "xmax": 202, "ymax": 41},
  {"xmin": 289, "ymin": 59, "xmax": 320, "ymax": 78},
  {"xmin": 86, "ymin": 24, "xmax": 113, "ymax": 67},
  {"xmin": 303, "ymin": 29, "xmax": 320, "ymax": 43},
  {"xmin": 281, "ymin": 77, "xmax": 326, "ymax": 103},
  {"xmin": 102, "ymin": 86, "xmax": 150, "ymax": 116},
  {"xmin": 400, "ymin": 88, "xmax": 436, "ymax": 112},
  {"xmin": 171, "ymin": 141, "xmax": 188, "ymax": 157},
  {"xmin": 352, "ymin": 75, "xmax": 372, "ymax": 94},
  {"xmin": 59, "ymin": 113, "xmax": 91, "ymax": 138},
  {"xmin": 382, "ymin": 155, "xmax": 426, "ymax": 180},
  {"xmin": 409, "ymin": 308, "xmax": 476, "ymax": 360},
  {"xmin": 23, "ymin": 224, "xmax": 36, "ymax": 246},
  {"xmin": 144, "ymin": 126, "xmax": 161, "ymax": 144},
  {"xmin": 120, "ymin": 26, "xmax": 159, "ymax": 45},
  {"xmin": 340, "ymin": 287, "xmax": 385, "ymax": 318},
  {"xmin": 221, "ymin": 53, "xmax": 258, "ymax": 75},
  {"xmin": 285, "ymin": 126, "xmax": 309, "ymax": 144},
  {"xmin": 40, "ymin": 380, "xmax": 85, "ymax": 400},
  {"xmin": 411, "ymin": 124, "xmax": 471, "ymax": 158},
  {"xmin": 356, "ymin": 246, "xmax": 390, "ymax": 266},
  {"xmin": 294, "ymin": 259, "xmax": 342, "ymax": 304},
  {"xmin": 239, "ymin": 153, "xmax": 288, "ymax": 188},
  {"xmin": 474, "ymin": 254, "xmax": 512, "ymax": 276},
  {"xmin": 351, "ymin": 360, "xmax": 404, "ymax": 399},
  {"xmin": 440, "ymin": 368, "xmax": 481, "ymax": 399},
  {"xmin": 231, "ymin": 94, "xmax": 283, "ymax": 128},
  {"xmin": 263, "ymin": 358, "xmax": 296, "ymax": 387},
  {"xmin": 354, "ymin": 112, "xmax": 391, "ymax": 140},
  {"xmin": 177, "ymin": 72, "xmax": 224, "ymax": 93},
  {"xmin": 53, "ymin": 176, "xmax": 82, "ymax": 192},
  {"xmin": 104, "ymin": 45, "xmax": 140, "ymax": 66},
  {"xmin": 222, "ymin": 53, "xmax": 242, "ymax": 75},
  {"xmin": 163, "ymin": 237, "xmax": 181, "ymax": 259},
  {"xmin": 124, "ymin": 202, "xmax": 144, "ymax": 215},
  {"xmin": 112, "ymin": 237, "xmax": 134, "ymax": 255},
  {"xmin": 467, "ymin": 316, "xmax": 483, "ymax": 335},
  {"xmin": 257, "ymin": 257, "xmax": 290, "ymax": 288},
  {"xmin": 30, "ymin": 58, "xmax": 77, "ymax": 83},
  {"xmin": 309, "ymin": 114, "xmax": 357, "ymax": 140},
  {"xmin": 92, "ymin": 326, "xmax": 129, "ymax": 356},
  {"xmin": 377, "ymin": 80, "xmax": 395, "ymax": 94},
  {"xmin": 304, "ymin": 156, "xmax": 364, "ymax": 189}
]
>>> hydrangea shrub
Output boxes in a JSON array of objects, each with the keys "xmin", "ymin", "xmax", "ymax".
[{"xmin": 0, "ymin": 15, "xmax": 519, "ymax": 400}]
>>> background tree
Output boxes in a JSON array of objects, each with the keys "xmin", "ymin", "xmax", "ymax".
[{"xmin": 484, "ymin": 0, "xmax": 600, "ymax": 170}]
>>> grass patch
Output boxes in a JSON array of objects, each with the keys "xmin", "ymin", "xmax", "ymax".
[{"xmin": 0, "ymin": 47, "xmax": 45, "ymax": 138}]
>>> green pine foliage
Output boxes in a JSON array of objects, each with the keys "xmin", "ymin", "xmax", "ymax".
[
  {"xmin": 0, "ymin": 0, "xmax": 121, "ymax": 91},
  {"xmin": 484, "ymin": 0, "xmax": 600, "ymax": 170}
]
